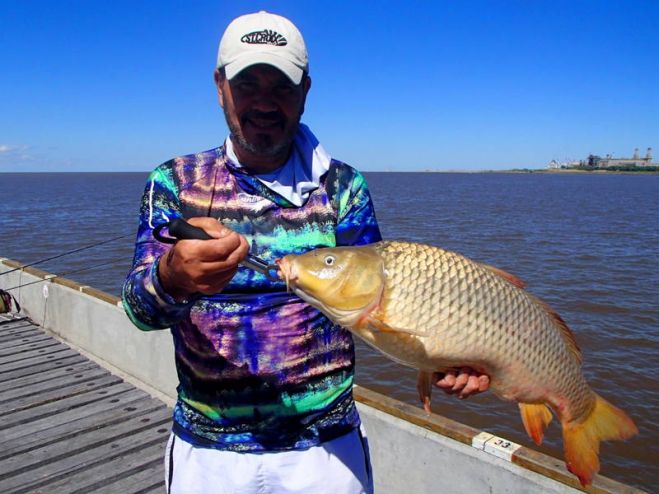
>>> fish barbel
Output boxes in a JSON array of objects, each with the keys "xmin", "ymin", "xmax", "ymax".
[{"xmin": 278, "ymin": 240, "xmax": 637, "ymax": 486}]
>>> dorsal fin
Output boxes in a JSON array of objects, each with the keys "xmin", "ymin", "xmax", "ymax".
[
  {"xmin": 532, "ymin": 295, "xmax": 582, "ymax": 364},
  {"xmin": 481, "ymin": 264, "xmax": 527, "ymax": 288}
]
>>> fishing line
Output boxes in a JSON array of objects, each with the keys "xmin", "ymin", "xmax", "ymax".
[
  {"xmin": 0, "ymin": 232, "xmax": 134, "ymax": 277},
  {"xmin": 2, "ymin": 256, "xmax": 129, "ymax": 292}
]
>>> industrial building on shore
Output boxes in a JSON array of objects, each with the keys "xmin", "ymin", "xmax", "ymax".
[{"xmin": 547, "ymin": 147, "xmax": 657, "ymax": 169}]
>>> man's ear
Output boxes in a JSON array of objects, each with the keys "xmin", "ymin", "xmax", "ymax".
[
  {"xmin": 300, "ymin": 75, "xmax": 311, "ymax": 115},
  {"xmin": 214, "ymin": 69, "xmax": 225, "ymax": 108},
  {"xmin": 303, "ymin": 75, "xmax": 312, "ymax": 97}
]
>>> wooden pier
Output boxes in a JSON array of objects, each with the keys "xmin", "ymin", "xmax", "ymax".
[{"xmin": 0, "ymin": 314, "xmax": 171, "ymax": 494}]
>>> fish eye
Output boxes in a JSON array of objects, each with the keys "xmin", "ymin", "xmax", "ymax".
[{"xmin": 324, "ymin": 255, "xmax": 336, "ymax": 266}]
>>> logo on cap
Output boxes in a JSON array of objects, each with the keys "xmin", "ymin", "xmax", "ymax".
[{"xmin": 240, "ymin": 29, "xmax": 287, "ymax": 46}]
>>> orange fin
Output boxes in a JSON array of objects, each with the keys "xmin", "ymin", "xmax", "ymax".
[
  {"xmin": 416, "ymin": 371, "xmax": 433, "ymax": 414},
  {"xmin": 481, "ymin": 264, "xmax": 527, "ymax": 288},
  {"xmin": 519, "ymin": 403, "xmax": 553, "ymax": 445},
  {"xmin": 366, "ymin": 315, "xmax": 429, "ymax": 337},
  {"xmin": 562, "ymin": 393, "xmax": 638, "ymax": 487}
]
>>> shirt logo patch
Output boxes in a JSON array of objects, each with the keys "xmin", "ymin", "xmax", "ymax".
[
  {"xmin": 238, "ymin": 192, "xmax": 267, "ymax": 204},
  {"xmin": 240, "ymin": 30, "xmax": 287, "ymax": 46}
]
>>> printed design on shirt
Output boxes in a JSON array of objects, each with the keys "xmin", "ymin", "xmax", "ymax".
[
  {"xmin": 241, "ymin": 30, "xmax": 287, "ymax": 46},
  {"xmin": 123, "ymin": 145, "xmax": 382, "ymax": 452}
]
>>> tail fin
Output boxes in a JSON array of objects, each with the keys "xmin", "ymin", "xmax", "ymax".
[{"xmin": 562, "ymin": 393, "xmax": 638, "ymax": 486}]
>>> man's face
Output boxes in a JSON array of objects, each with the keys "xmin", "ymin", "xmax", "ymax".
[{"xmin": 215, "ymin": 64, "xmax": 311, "ymax": 168}]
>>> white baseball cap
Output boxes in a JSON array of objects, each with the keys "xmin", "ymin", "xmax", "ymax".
[{"xmin": 217, "ymin": 11, "xmax": 309, "ymax": 84}]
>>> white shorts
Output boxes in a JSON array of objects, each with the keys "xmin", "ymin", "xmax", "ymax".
[{"xmin": 165, "ymin": 427, "xmax": 374, "ymax": 494}]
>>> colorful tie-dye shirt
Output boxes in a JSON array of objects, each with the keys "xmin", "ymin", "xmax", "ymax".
[{"xmin": 122, "ymin": 145, "xmax": 381, "ymax": 452}]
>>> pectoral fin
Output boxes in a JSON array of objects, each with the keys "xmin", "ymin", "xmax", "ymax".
[
  {"xmin": 417, "ymin": 371, "xmax": 433, "ymax": 414},
  {"xmin": 365, "ymin": 315, "xmax": 429, "ymax": 337},
  {"xmin": 519, "ymin": 402, "xmax": 553, "ymax": 445}
]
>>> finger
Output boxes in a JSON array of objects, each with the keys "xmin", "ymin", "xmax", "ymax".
[
  {"xmin": 478, "ymin": 374, "xmax": 490, "ymax": 392},
  {"xmin": 451, "ymin": 367, "xmax": 472, "ymax": 391},
  {"xmin": 434, "ymin": 370, "xmax": 457, "ymax": 390},
  {"xmin": 187, "ymin": 217, "xmax": 234, "ymax": 239},
  {"xmin": 458, "ymin": 374, "xmax": 482, "ymax": 399},
  {"xmin": 235, "ymin": 234, "xmax": 250, "ymax": 259},
  {"xmin": 189, "ymin": 233, "xmax": 245, "ymax": 264},
  {"xmin": 192, "ymin": 237, "xmax": 249, "ymax": 283}
]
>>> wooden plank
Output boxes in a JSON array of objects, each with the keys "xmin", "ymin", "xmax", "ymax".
[
  {"xmin": 0, "ymin": 406, "xmax": 171, "ymax": 478},
  {"xmin": 0, "ymin": 347, "xmax": 81, "ymax": 374},
  {"xmin": 0, "ymin": 316, "xmax": 173, "ymax": 493},
  {"xmin": 2, "ymin": 421, "xmax": 169, "ymax": 492},
  {"xmin": 137, "ymin": 483, "xmax": 168, "ymax": 494},
  {"xmin": 0, "ymin": 359, "xmax": 98, "ymax": 394},
  {"xmin": 86, "ymin": 460, "xmax": 166, "ymax": 494},
  {"xmin": 0, "ymin": 319, "xmax": 34, "ymax": 331},
  {"xmin": 0, "ymin": 367, "xmax": 116, "ymax": 412},
  {"xmin": 0, "ymin": 326, "xmax": 41, "ymax": 342},
  {"xmin": 0, "ymin": 361, "xmax": 110, "ymax": 398},
  {"xmin": 80, "ymin": 286, "xmax": 121, "ymax": 305},
  {"xmin": 0, "ymin": 354, "xmax": 87, "ymax": 383},
  {"xmin": 0, "ymin": 315, "xmax": 37, "ymax": 326},
  {"xmin": 512, "ymin": 446, "xmax": 648, "ymax": 494},
  {"xmin": 0, "ymin": 341, "xmax": 72, "ymax": 366},
  {"xmin": 0, "ymin": 321, "xmax": 45, "ymax": 344},
  {"xmin": 0, "ymin": 317, "xmax": 29, "ymax": 326},
  {"xmin": 0, "ymin": 332, "xmax": 52, "ymax": 350},
  {"xmin": 0, "ymin": 337, "xmax": 61, "ymax": 357},
  {"xmin": 0, "ymin": 395, "xmax": 169, "ymax": 460},
  {"xmin": 354, "ymin": 384, "xmax": 479, "ymax": 445},
  {"xmin": 0, "ymin": 381, "xmax": 138, "ymax": 433},
  {"xmin": 27, "ymin": 444, "xmax": 165, "ymax": 494}
]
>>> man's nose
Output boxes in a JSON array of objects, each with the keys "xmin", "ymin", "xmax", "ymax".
[{"xmin": 250, "ymin": 89, "xmax": 278, "ymax": 112}]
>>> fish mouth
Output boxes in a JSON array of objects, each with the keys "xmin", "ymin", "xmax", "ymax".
[
  {"xmin": 276, "ymin": 257, "xmax": 297, "ymax": 292},
  {"xmin": 276, "ymin": 257, "xmax": 325, "ymax": 310}
]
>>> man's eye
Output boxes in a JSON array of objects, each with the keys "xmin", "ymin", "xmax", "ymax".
[
  {"xmin": 275, "ymin": 85, "xmax": 295, "ymax": 96},
  {"xmin": 235, "ymin": 81, "xmax": 257, "ymax": 92}
]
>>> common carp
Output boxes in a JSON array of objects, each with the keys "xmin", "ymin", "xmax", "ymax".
[{"xmin": 277, "ymin": 240, "xmax": 637, "ymax": 486}]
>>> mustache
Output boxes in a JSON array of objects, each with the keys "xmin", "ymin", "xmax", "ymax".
[{"xmin": 241, "ymin": 111, "xmax": 286, "ymax": 125}]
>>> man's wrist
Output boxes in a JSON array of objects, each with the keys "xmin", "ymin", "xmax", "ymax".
[{"xmin": 155, "ymin": 253, "xmax": 195, "ymax": 305}]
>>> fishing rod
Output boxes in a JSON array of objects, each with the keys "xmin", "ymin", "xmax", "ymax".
[
  {"xmin": 1, "ymin": 256, "xmax": 129, "ymax": 292},
  {"xmin": 0, "ymin": 256, "xmax": 128, "ymax": 315},
  {"xmin": 0, "ymin": 232, "xmax": 134, "ymax": 277}
]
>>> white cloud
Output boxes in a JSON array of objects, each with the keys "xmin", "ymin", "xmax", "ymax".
[
  {"xmin": 0, "ymin": 144, "xmax": 35, "ymax": 167},
  {"xmin": 0, "ymin": 144, "xmax": 31, "ymax": 154}
]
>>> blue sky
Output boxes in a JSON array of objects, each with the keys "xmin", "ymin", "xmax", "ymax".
[{"xmin": 1, "ymin": 0, "xmax": 657, "ymax": 172}]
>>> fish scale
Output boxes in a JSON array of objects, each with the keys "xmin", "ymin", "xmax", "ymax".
[{"xmin": 279, "ymin": 239, "xmax": 638, "ymax": 486}]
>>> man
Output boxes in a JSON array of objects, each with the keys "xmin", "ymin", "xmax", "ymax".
[{"xmin": 123, "ymin": 11, "xmax": 488, "ymax": 494}]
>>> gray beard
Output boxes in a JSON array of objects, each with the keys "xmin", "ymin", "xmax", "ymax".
[{"xmin": 224, "ymin": 108, "xmax": 298, "ymax": 159}]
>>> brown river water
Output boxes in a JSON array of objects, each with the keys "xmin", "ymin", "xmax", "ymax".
[{"xmin": 1, "ymin": 171, "xmax": 657, "ymax": 491}]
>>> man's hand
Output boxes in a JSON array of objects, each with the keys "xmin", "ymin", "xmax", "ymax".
[
  {"xmin": 157, "ymin": 217, "xmax": 249, "ymax": 302},
  {"xmin": 433, "ymin": 367, "xmax": 490, "ymax": 399}
]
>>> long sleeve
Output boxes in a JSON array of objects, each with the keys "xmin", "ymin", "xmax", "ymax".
[
  {"xmin": 333, "ymin": 166, "xmax": 382, "ymax": 247},
  {"xmin": 122, "ymin": 163, "xmax": 196, "ymax": 331}
]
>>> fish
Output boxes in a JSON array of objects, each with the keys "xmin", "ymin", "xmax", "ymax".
[{"xmin": 277, "ymin": 240, "xmax": 638, "ymax": 487}]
